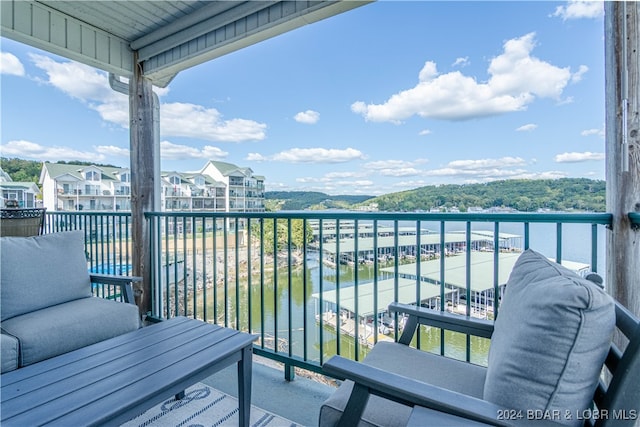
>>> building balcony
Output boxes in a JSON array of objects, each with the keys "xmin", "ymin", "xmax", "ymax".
[{"xmin": 39, "ymin": 210, "xmax": 637, "ymax": 425}]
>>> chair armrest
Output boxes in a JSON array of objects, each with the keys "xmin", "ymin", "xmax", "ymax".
[
  {"xmin": 390, "ymin": 302, "xmax": 494, "ymax": 344},
  {"xmin": 89, "ymin": 274, "xmax": 140, "ymax": 304},
  {"xmin": 323, "ymin": 355, "xmax": 562, "ymax": 427}
]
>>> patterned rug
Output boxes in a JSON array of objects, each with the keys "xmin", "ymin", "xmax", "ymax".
[{"xmin": 121, "ymin": 383, "xmax": 298, "ymax": 427}]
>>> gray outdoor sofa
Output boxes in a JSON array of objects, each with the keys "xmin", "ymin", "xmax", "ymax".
[{"xmin": 0, "ymin": 230, "xmax": 141, "ymax": 373}]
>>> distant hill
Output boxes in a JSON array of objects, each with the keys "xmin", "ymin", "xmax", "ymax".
[
  {"xmin": 365, "ymin": 178, "xmax": 606, "ymax": 212},
  {"xmin": 264, "ymin": 191, "xmax": 374, "ymax": 211},
  {"xmin": 2, "ymin": 158, "xmax": 605, "ymax": 213}
]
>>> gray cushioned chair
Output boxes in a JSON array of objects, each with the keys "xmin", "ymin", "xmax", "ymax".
[
  {"xmin": 0, "ymin": 230, "xmax": 141, "ymax": 373},
  {"xmin": 321, "ymin": 249, "xmax": 640, "ymax": 427}
]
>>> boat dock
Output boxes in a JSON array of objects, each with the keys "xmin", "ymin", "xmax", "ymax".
[{"xmin": 315, "ymin": 311, "xmax": 394, "ymax": 348}]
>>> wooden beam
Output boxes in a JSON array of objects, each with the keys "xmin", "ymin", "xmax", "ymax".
[
  {"xmin": 130, "ymin": 53, "xmax": 155, "ymax": 316},
  {"xmin": 605, "ymin": 2, "xmax": 640, "ymax": 316}
]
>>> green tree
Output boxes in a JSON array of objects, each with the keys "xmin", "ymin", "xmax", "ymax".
[{"xmin": 251, "ymin": 218, "xmax": 312, "ymax": 255}]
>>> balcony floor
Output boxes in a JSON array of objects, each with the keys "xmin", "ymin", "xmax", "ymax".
[{"xmin": 201, "ymin": 355, "xmax": 336, "ymax": 426}]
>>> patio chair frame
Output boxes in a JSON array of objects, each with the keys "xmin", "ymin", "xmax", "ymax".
[{"xmin": 323, "ymin": 301, "xmax": 640, "ymax": 427}]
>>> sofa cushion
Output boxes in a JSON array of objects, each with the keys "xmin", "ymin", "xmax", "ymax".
[
  {"xmin": 1, "ymin": 297, "xmax": 140, "ymax": 367},
  {"xmin": 1, "ymin": 231, "xmax": 92, "ymax": 321},
  {"xmin": 483, "ymin": 249, "xmax": 615, "ymax": 426},
  {"xmin": 1, "ymin": 333, "xmax": 19, "ymax": 373},
  {"xmin": 320, "ymin": 341, "xmax": 487, "ymax": 427}
]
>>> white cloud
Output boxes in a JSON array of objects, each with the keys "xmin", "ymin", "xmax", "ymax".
[
  {"xmin": 0, "ymin": 52, "xmax": 25, "ymax": 76},
  {"xmin": 364, "ymin": 159, "xmax": 428, "ymax": 170},
  {"xmin": 581, "ymin": 127, "xmax": 605, "ymax": 138},
  {"xmin": 505, "ymin": 171, "xmax": 569, "ymax": 180},
  {"xmin": 452, "ymin": 57, "xmax": 469, "ymax": 68},
  {"xmin": 516, "ymin": 124, "xmax": 538, "ymax": 132},
  {"xmin": 324, "ymin": 171, "xmax": 365, "ymax": 179},
  {"xmin": 447, "ymin": 157, "xmax": 526, "ymax": 170},
  {"xmin": 30, "ymin": 53, "xmax": 115, "ymax": 102},
  {"xmin": 416, "ymin": 157, "xmax": 537, "ymax": 182},
  {"xmin": 571, "ymin": 65, "xmax": 589, "ymax": 83},
  {"xmin": 352, "ymin": 33, "xmax": 582, "ymax": 122},
  {"xmin": 392, "ymin": 180, "xmax": 428, "ymax": 188},
  {"xmin": 96, "ymin": 145, "xmax": 130, "ymax": 157},
  {"xmin": 246, "ymin": 153, "xmax": 267, "ymax": 162},
  {"xmin": 250, "ymin": 147, "xmax": 365, "ymax": 163},
  {"xmin": 554, "ymin": 151, "xmax": 605, "ymax": 162},
  {"xmin": 551, "ymin": 1, "xmax": 604, "ymax": 20},
  {"xmin": 419, "ymin": 129, "xmax": 432, "ymax": 136},
  {"xmin": 29, "ymin": 54, "xmax": 266, "ymax": 142},
  {"xmin": 0, "ymin": 140, "xmax": 104, "ymax": 162},
  {"xmin": 294, "ymin": 110, "xmax": 320, "ymax": 124},
  {"xmin": 159, "ymin": 141, "xmax": 228, "ymax": 160},
  {"xmin": 362, "ymin": 159, "xmax": 429, "ymax": 177},
  {"xmin": 94, "ymin": 98, "xmax": 130, "ymax": 128},
  {"xmin": 161, "ymin": 103, "xmax": 266, "ymax": 142}
]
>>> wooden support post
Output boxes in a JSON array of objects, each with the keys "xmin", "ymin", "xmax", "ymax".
[
  {"xmin": 130, "ymin": 56, "xmax": 155, "ymax": 317},
  {"xmin": 605, "ymin": 2, "xmax": 640, "ymax": 316}
]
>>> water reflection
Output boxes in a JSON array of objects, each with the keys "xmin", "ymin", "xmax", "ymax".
[{"xmin": 183, "ymin": 221, "xmax": 603, "ymax": 367}]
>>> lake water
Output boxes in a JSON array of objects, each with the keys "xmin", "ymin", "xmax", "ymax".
[{"xmin": 190, "ymin": 221, "xmax": 607, "ymax": 366}]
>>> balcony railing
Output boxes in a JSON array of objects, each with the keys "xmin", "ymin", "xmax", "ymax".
[
  {"xmin": 45, "ymin": 210, "xmax": 613, "ymax": 378},
  {"xmin": 45, "ymin": 211, "xmax": 133, "ymax": 276}
]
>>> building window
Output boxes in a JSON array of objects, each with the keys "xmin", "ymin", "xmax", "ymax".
[
  {"xmin": 120, "ymin": 173, "xmax": 130, "ymax": 183},
  {"xmin": 195, "ymin": 176, "xmax": 204, "ymax": 186},
  {"xmin": 85, "ymin": 170, "xmax": 100, "ymax": 181},
  {"xmin": 169, "ymin": 176, "xmax": 181, "ymax": 185}
]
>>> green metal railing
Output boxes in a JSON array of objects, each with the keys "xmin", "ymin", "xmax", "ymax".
[
  {"xmin": 45, "ymin": 211, "xmax": 133, "ymax": 276},
  {"xmin": 144, "ymin": 211, "xmax": 612, "ymax": 377},
  {"xmin": 45, "ymin": 210, "xmax": 614, "ymax": 375}
]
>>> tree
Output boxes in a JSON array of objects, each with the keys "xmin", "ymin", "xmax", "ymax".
[{"xmin": 251, "ymin": 218, "xmax": 312, "ymax": 255}]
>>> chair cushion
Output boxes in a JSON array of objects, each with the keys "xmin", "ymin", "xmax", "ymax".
[
  {"xmin": 1, "ymin": 333, "xmax": 19, "ymax": 373},
  {"xmin": 320, "ymin": 341, "xmax": 487, "ymax": 427},
  {"xmin": 483, "ymin": 249, "xmax": 615, "ymax": 426},
  {"xmin": 1, "ymin": 297, "xmax": 140, "ymax": 367},
  {"xmin": 1, "ymin": 231, "xmax": 92, "ymax": 321}
]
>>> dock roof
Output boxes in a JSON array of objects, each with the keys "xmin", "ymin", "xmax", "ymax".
[
  {"xmin": 380, "ymin": 251, "xmax": 590, "ymax": 292},
  {"xmin": 320, "ymin": 232, "xmax": 514, "ymax": 254},
  {"xmin": 312, "ymin": 277, "xmax": 451, "ymax": 317}
]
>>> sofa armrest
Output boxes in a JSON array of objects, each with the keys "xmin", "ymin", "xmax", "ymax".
[
  {"xmin": 389, "ymin": 302, "xmax": 494, "ymax": 344},
  {"xmin": 89, "ymin": 274, "xmax": 140, "ymax": 304},
  {"xmin": 323, "ymin": 355, "xmax": 562, "ymax": 427}
]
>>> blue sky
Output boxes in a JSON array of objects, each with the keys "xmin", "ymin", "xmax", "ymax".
[{"xmin": 1, "ymin": 1, "xmax": 605, "ymax": 196}]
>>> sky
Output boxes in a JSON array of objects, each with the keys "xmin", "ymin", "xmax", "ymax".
[{"xmin": 0, "ymin": 1, "xmax": 606, "ymax": 196}]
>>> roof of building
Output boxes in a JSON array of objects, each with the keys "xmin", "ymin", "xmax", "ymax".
[
  {"xmin": 203, "ymin": 160, "xmax": 253, "ymax": 177},
  {"xmin": 0, "ymin": 181, "xmax": 41, "ymax": 194},
  {"xmin": 162, "ymin": 171, "xmax": 225, "ymax": 187},
  {"xmin": 321, "ymin": 232, "xmax": 516, "ymax": 254},
  {"xmin": 379, "ymin": 251, "xmax": 589, "ymax": 293},
  {"xmin": 43, "ymin": 163, "xmax": 232, "ymax": 188},
  {"xmin": 42, "ymin": 163, "xmax": 123, "ymax": 182},
  {"xmin": 0, "ymin": 167, "xmax": 13, "ymax": 182},
  {"xmin": 312, "ymin": 277, "xmax": 452, "ymax": 317}
]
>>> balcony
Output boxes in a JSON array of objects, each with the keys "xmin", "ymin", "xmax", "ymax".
[{"xmin": 42, "ymin": 210, "xmax": 635, "ymax": 424}]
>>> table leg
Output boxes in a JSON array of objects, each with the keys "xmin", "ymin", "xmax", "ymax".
[{"xmin": 238, "ymin": 345, "xmax": 253, "ymax": 427}]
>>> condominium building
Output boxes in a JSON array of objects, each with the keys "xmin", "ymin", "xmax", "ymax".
[
  {"xmin": 200, "ymin": 161, "xmax": 265, "ymax": 212},
  {"xmin": 0, "ymin": 167, "xmax": 41, "ymax": 208},
  {"xmin": 39, "ymin": 161, "xmax": 265, "ymax": 212}
]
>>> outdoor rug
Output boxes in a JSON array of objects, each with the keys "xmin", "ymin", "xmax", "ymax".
[{"xmin": 121, "ymin": 383, "xmax": 299, "ymax": 427}]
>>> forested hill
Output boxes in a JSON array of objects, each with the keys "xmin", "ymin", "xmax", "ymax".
[
  {"xmin": 1, "ymin": 157, "xmax": 604, "ymax": 212},
  {"xmin": 264, "ymin": 191, "xmax": 372, "ymax": 211},
  {"xmin": 368, "ymin": 178, "xmax": 606, "ymax": 212}
]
